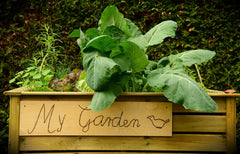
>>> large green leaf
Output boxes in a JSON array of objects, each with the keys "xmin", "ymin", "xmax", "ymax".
[
  {"xmin": 112, "ymin": 51, "xmax": 131, "ymax": 72},
  {"xmin": 89, "ymin": 91, "xmax": 117, "ymax": 111},
  {"xmin": 103, "ymin": 26, "xmax": 128, "ymax": 43},
  {"xmin": 83, "ymin": 35, "xmax": 117, "ymax": 52},
  {"xmin": 128, "ymin": 35, "xmax": 148, "ymax": 51},
  {"xmin": 76, "ymin": 28, "xmax": 87, "ymax": 49},
  {"xmin": 116, "ymin": 41, "xmax": 149, "ymax": 72},
  {"xmin": 75, "ymin": 71, "xmax": 94, "ymax": 92},
  {"xmin": 125, "ymin": 18, "xmax": 142, "ymax": 38},
  {"xmin": 67, "ymin": 29, "xmax": 80, "ymax": 38},
  {"xmin": 88, "ymin": 77, "xmax": 123, "ymax": 111},
  {"xmin": 146, "ymin": 60, "xmax": 157, "ymax": 71},
  {"xmin": 148, "ymin": 63, "xmax": 217, "ymax": 112},
  {"xmin": 85, "ymin": 28, "xmax": 100, "ymax": 39},
  {"xmin": 109, "ymin": 46, "xmax": 122, "ymax": 58},
  {"xmin": 175, "ymin": 49, "xmax": 216, "ymax": 66},
  {"xmin": 83, "ymin": 51, "xmax": 119, "ymax": 90},
  {"xmin": 128, "ymin": 20, "xmax": 177, "ymax": 51},
  {"xmin": 157, "ymin": 57, "xmax": 170, "ymax": 68},
  {"xmin": 144, "ymin": 20, "xmax": 177, "ymax": 47},
  {"xmin": 99, "ymin": 6, "xmax": 130, "ymax": 36}
]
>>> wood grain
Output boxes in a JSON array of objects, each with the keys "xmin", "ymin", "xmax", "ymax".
[
  {"xmin": 9, "ymin": 96, "xmax": 20, "ymax": 154},
  {"xmin": 19, "ymin": 100, "xmax": 172, "ymax": 136},
  {"xmin": 20, "ymin": 95, "xmax": 227, "ymax": 113},
  {"xmin": 4, "ymin": 87, "xmax": 240, "ymax": 97},
  {"xmin": 5, "ymin": 88, "xmax": 239, "ymax": 153},
  {"xmin": 19, "ymin": 134, "xmax": 226, "ymax": 152},
  {"xmin": 173, "ymin": 115, "xmax": 226, "ymax": 133},
  {"xmin": 226, "ymin": 97, "xmax": 236, "ymax": 154}
]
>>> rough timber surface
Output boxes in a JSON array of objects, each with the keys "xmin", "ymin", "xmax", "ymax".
[
  {"xmin": 4, "ymin": 87, "xmax": 240, "ymax": 97},
  {"xmin": 4, "ymin": 87, "xmax": 239, "ymax": 154}
]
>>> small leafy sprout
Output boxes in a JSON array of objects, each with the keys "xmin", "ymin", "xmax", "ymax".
[{"xmin": 69, "ymin": 6, "xmax": 217, "ymax": 112}]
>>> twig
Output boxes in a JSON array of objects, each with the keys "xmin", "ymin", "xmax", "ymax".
[
  {"xmin": 39, "ymin": 53, "xmax": 49, "ymax": 74},
  {"xmin": 194, "ymin": 64, "xmax": 203, "ymax": 85},
  {"xmin": 142, "ymin": 82, "xmax": 149, "ymax": 92}
]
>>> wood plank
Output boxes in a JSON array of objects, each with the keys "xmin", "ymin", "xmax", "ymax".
[
  {"xmin": 20, "ymin": 95, "xmax": 226, "ymax": 114},
  {"xmin": 173, "ymin": 97, "xmax": 226, "ymax": 113},
  {"xmin": 173, "ymin": 115, "xmax": 226, "ymax": 133},
  {"xmin": 226, "ymin": 98, "xmax": 236, "ymax": 154},
  {"xmin": 8, "ymin": 96, "xmax": 20, "ymax": 154},
  {"xmin": 19, "ymin": 134, "xmax": 226, "ymax": 152},
  {"xmin": 4, "ymin": 87, "xmax": 240, "ymax": 97},
  {"xmin": 118, "ymin": 96, "xmax": 226, "ymax": 113},
  {"xmin": 20, "ymin": 95, "xmax": 169, "ymax": 103},
  {"xmin": 19, "ymin": 100, "xmax": 172, "ymax": 136}
]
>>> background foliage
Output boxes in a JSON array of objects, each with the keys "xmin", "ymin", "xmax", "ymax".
[{"xmin": 0, "ymin": 0, "xmax": 239, "ymax": 153}]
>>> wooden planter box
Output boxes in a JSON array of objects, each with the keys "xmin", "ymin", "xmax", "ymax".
[{"xmin": 4, "ymin": 87, "xmax": 240, "ymax": 154}]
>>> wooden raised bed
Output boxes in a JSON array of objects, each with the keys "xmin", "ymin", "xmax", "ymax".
[{"xmin": 4, "ymin": 87, "xmax": 240, "ymax": 154}]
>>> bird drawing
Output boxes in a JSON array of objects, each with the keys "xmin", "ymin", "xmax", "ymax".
[{"xmin": 147, "ymin": 115, "xmax": 170, "ymax": 129}]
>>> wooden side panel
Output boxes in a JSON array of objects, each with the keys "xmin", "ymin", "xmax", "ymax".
[
  {"xmin": 173, "ymin": 115, "xmax": 226, "ymax": 133},
  {"xmin": 173, "ymin": 97, "xmax": 226, "ymax": 113},
  {"xmin": 19, "ymin": 96, "xmax": 227, "ymax": 136},
  {"xmin": 8, "ymin": 96, "xmax": 20, "ymax": 154},
  {"xmin": 20, "ymin": 95, "xmax": 227, "ymax": 114},
  {"xmin": 14, "ymin": 95, "xmax": 233, "ymax": 153},
  {"xmin": 19, "ymin": 100, "xmax": 172, "ymax": 136},
  {"xmin": 19, "ymin": 135, "xmax": 226, "ymax": 152},
  {"xmin": 226, "ymin": 97, "xmax": 236, "ymax": 154}
]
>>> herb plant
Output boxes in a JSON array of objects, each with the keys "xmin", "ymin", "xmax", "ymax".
[
  {"xmin": 9, "ymin": 24, "xmax": 63, "ymax": 91},
  {"xmin": 69, "ymin": 6, "xmax": 217, "ymax": 112}
]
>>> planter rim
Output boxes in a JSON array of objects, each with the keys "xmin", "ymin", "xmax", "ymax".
[{"xmin": 3, "ymin": 87, "xmax": 240, "ymax": 97}]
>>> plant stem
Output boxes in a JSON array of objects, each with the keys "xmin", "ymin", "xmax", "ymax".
[
  {"xmin": 194, "ymin": 64, "xmax": 203, "ymax": 85},
  {"xmin": 125, "ymin": 82, "xmax": 129, "ymax": 92},
  {"xmin": 142, "ymin": 82, "xmax": 149, "ymax": 92},
  {"xmin": 132, "ymin": 72, "xmax": 136, "ymax": 92},
  {"xmin": 39, "ymin": 53, "xmax": 49, "ymax": 74}
]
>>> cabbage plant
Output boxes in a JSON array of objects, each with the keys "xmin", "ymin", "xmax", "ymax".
[{"xmin": 69, "ymin": 6, "xmax": 217, "ymax": 112}]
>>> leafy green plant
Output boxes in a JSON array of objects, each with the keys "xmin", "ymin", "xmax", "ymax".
[
  {"xmin": 9, "ymin": 24, "xmax": 63, "ymax": 91},
  {"xmin": 69, "ymin": 6, "xmax": 217, "ymax": 112},
  {"xmin": 9, "ymin": 64, "xmax": 53, "ymax": 91},
  {"xmin": 75, "ymin": 70, "xmax": 94, "ymax": 92},
  {"xmin": 36, "ymin": 24, "xmax": 64, "ymax": 73}
]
